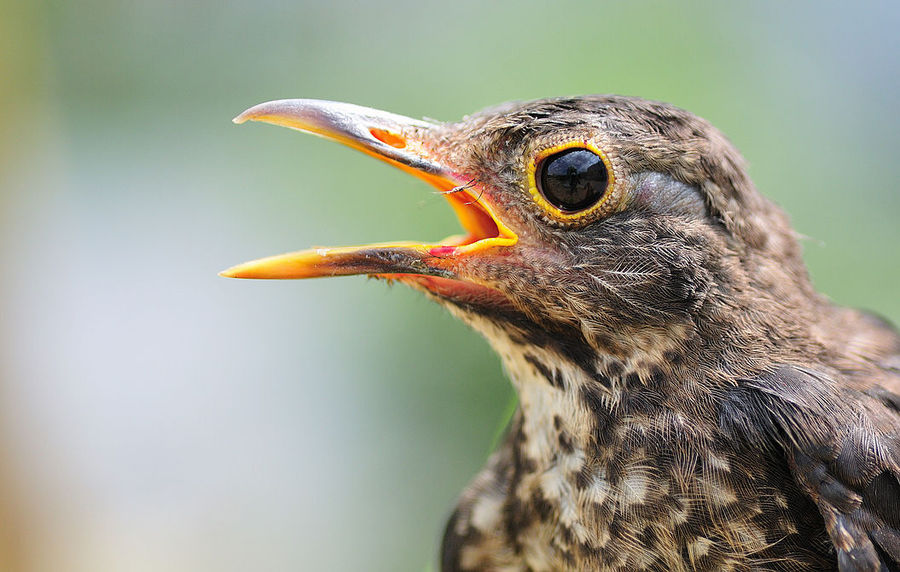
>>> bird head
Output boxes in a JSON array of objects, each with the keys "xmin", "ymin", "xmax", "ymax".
[{"xmin": 223, "ymin": 97, "xmax": 816, "ymax": 363}]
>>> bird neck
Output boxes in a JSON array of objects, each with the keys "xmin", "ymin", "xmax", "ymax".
[{"xmin": 473, "ymin": 314, "xmax": 699, "ymax": 470}]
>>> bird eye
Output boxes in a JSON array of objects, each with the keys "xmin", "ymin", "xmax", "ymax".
[{"xmin": 536, "ymin": 148, "xmax": 610, "ymax": 213}]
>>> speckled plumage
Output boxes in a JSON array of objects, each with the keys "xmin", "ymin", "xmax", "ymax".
[
  {"xmin": 229, "ymin": 96, "xmax": 900, "ymax": 571},
  {"xmin": 417, "ymin": 97, "xmax": 900, "ymax": 571}
]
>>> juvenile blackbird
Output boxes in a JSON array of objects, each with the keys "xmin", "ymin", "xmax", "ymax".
[{"xmin": 222, "ymin": 96, "xmax": 900, "ymax": 571}]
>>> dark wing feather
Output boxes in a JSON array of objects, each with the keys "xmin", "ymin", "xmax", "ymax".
[{"xmin": 721, "ymin": 365, "xmax": 900, "ymax": 571}]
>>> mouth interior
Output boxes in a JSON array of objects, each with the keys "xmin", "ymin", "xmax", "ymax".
[
  {"xmin": 439, "ymin": 187, "xmax": 503, "ymax": 248},
  {"xmin": 365, "ymin": 126, "xmax": 506, "ymax": 251}
]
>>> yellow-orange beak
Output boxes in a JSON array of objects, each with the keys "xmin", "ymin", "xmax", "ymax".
[{"xmin": 220, "ymin": 99, "xmax": 517, "ymax": 281}]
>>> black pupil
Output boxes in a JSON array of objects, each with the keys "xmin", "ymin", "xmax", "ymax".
[{"xmin": 538, "ymin": 148, "xmax": 609, "ymax": 212}]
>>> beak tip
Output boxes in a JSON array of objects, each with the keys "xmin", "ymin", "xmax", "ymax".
[
  {"xmin": 233, "ymin": 100, "xmax": 287, "ymax": 125},
  {"xmin": 233, "ymin": 103, "xmax": 269, "ymax": 124}
]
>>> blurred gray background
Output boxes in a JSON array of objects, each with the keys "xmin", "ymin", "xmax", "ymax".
[{"xmin": 1, "ymin": 1, "xmax": 897, "ymax": 570}]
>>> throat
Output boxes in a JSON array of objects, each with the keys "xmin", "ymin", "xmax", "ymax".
[
  {"xmin": 470, "ymin": 314, "xmax": 633, "ymax": 469},
  {"xmin": 504, "ymin": 346, "xmax": 597, "ymax": 468},
  {"xmin": 488, "ymin": 328, "xmax": 613, "ymax": 495},
  {"xmin": 447, "ymin": 315, "xmax": 817, "ymax": 570},
  {"xmin": 453, "ymin": 336, "xmax": 624, "ymax": 568},
  {"xmin": 445, "ymin": 317, "xmax": 712, "ymax": 569}
]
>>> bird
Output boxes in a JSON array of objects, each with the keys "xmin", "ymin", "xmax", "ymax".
[{"xmin": 222, "ymin": 96, "xmax": 900, "ymax": 572}]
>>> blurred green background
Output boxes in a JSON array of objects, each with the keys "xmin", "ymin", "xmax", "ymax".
[{"xmin": 0, "ymin": 1, "xmax": 897, "ymax": 570}]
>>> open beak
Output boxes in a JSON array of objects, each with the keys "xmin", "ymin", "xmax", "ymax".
[{"xmin": 220, "ymin": 99, "xmax": 517, "ymax": 286}]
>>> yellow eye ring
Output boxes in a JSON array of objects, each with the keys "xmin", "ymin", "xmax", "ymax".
[{"xmin": 526, "ymin": 140, "xmax": 617, "ymax": 223}]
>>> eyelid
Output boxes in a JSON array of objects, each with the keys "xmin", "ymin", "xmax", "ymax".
[{"xmin": 526, "ymin": 140, "xmax": 618, "ymax": 223}]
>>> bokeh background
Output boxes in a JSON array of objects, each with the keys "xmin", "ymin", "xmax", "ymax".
[{"xmin": 1, "ymin": 1, "xmax": 897, "ymax": 570}]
